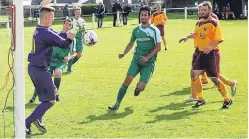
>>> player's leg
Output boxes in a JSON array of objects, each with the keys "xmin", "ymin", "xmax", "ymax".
[
  {"xmin": 185, "ymin": 50, "xmax": 198, "ymax": 102},
  {"xmin": 191, "ymin": 52, "xmax": 206, "ymax": 108},
  {"xmin": 28, "ymin": 90, "xmax": 38, "ymax": 104},
  {"xmin": 201, "ymin": 71, "xmax": 208, "ymax": 84},
  {"xmin": 54, "ymin": 63, "xmax": 66, "ymax": 101},
  {"xmin": 191, "ymin": 70, "xmax": 206, "ymax": 108},
  {"xmin": 157, "ymin": 25, "xmax": 167, "ymax": 50},
  {"xmin": 206, "ymin": 51, "xmax": 232, "ymax": 109},
  {"xmin": 218, "ymin": 74, "xmax": 237, "ymax": 97},
  {"xmin": 161, "ymin": 36, "xmax": 167, "ymax": 51},
  {"xmin": 113, "ymin": 13, "xmax": 117, "ymax": 27},
  {"xmin": 67, "ymin": 39, "xmax": 83, "ymax": 72},
  {"xmin": 97, "ymin": 17, "xmax": 100, "ymax": 28},
  {"xmin": 100, "ymin": 17, "xmax": 103, "ymax": 28},
  {"xmin": 67, "ymin": 52, "xmax": 74, "ymax": 72},
  {"xmin": 26, "ymin": 65, "xmax": 56, "ymax": 134},
  {"xmin": 134, "ymin": 63, "xmax": 154, "ymax": 96},
  {"xmin": 28, "ymin": 65, "xmax": 55, "ymax": 104},
  {"xmin": 108, "ymin": 61, "xmax": 139, "ymax": 110}
]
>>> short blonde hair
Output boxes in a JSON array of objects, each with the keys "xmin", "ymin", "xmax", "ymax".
[
  {"xmin": 202, "ymin": 1, "xmax": 212, "ymax": 10},
  {"xmin": 74, "ymin": 6, "xmax": 81, "ymax": 11}
]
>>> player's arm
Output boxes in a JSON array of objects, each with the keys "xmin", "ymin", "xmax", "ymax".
[
  {"xmin": 141, "ymin": 28, "xmax": 161, "ymax": 63},
  {"xmin": 179, "ymin": 32, "xmax": 196, "ymax": 43},
  {"xmin": 179, "ymin": 21, "xmax": 199, "ymax": 43},
  {"xmin": 64, "ymin": 39, "xmax": 76, "ymax": 63},
  {"xmin": 163, "ymin": 14, "xmax": 168, "ymax": 24},
  {"xmin": 47, "ymin": 29, "xmax": 75, "ymax": 48},
  {"xmin": 203, "ymin": 24, "xmax": 224, "ymax": 54},
  {"xmin": 119, "ymin": 29, "xmax": 136, "ymax": 59},
  {"xmin": 101, "ymin": 6, "xmax": 105, "ymax": 14},
  {"xmin": 119, "ymin": 42, "xmax": 135, "ymax": 59},
  {"xmin": 81, "ymin": 19, "xmax": 86, "ymax": 33}
]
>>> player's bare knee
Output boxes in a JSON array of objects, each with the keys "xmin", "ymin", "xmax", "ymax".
[
  {"xmin": 123, "ymin": 75, "xmax": 133, "ymax": 86},
  {"xmin": 77, "ymin": 52, "xmax": 82, "ymax": 58},
  {"xmin": 210, "ymin": 78, "xmax": 219, "ymax": 86},
  {"xmin": 54, "ymin": 69, "xmax": 62, "ymax": 78},
  {"xmin": 137, "ymin": 82, "xmax": 146, "ymax": 91}
]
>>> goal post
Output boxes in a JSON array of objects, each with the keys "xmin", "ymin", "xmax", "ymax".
[{"xmin": 13, "ymin": 0, "xmax": 25, "ymax": 138}]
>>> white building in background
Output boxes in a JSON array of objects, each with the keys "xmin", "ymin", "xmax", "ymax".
[{"xmin": 23, "ymin": 0, "xmax": 32, "ymax": 5}]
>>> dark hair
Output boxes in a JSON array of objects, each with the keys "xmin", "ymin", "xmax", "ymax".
[
  {"xmin": 40, "ymin": 6, "xmax": 55, "ymax": 13},
  {"xmin": 64, "ymin": 17, "xmax": 72, "ymax": 24},
  {"xmin": 139, "ymin": 6, "xmax": 151, "ymax": 16}
]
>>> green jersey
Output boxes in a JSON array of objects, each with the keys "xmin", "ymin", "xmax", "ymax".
[
  {"xmin": 130, "ymin": 24, "xmax": 161, "ymax": 63},
  {"xmin": 50, "ymin": 38, "xmax": 76, "ymax": 66},
  {"xmin": 72, "ymin": 16, "xmax": 86, "ymax": 39}
]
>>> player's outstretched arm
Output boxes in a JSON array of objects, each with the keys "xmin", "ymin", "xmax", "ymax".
[
  {"xmin": 141, "ymin": 42, "xmax": 161, "ymax": 63},
  {"xmin": 118, "ymin": 42, "xmax": 135, "ymax": 59},
  {"xmin": 179, "ymin": 32, "xmax": 196, "ymax": 43},
  {"xmin": 48, "ymin": 30, "xmax": 75, "ymax": 48}
]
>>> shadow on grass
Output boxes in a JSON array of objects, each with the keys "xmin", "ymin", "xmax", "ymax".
[
  {"xmin": 203, "ymin": 85, "xmax": 216, "ymax": 90},
  {"xmin": 150, "ymin": 101, "xmax": 193, "ymax": 112},
  {"xmin": 160, "ymin": 87, "xmax": 191, "ymax": 97},
  {"xmin": 150, "ymin": 100, "xmax": 224, "ymax": 113},
  {"xmin": 25, "ymin": 103, "xmax": 39, "ymax": 109},
  {"xmin": 146, "ymin": 110, "xmax": 201, "ymax": 123},
  {"xmin": 160, "ymin": 85, "xmax": 215, "ymax": 97},
  {"xmin": 26, "ymin": 133, "xmax": 45, "ymax": 138},
  {"xmin": 3, "ymin": 103, "xmax": 39, "ymax": 112},
  {"xmin": 79, "ymin": 107, "xmax": 134, "ymax": 124}
]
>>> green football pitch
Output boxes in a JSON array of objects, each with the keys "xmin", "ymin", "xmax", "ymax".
[{"xmin": 0, "ymin": 18, "xmax": 247, "ymax": 138}]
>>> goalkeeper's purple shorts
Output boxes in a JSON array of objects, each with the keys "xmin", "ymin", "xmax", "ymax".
[{"xmin": 28, "ymin": 64, "xmax": 56, "ymax": 102}]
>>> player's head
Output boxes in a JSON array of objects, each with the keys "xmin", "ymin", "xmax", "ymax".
[
  {"xmin": 200, "ymin": 1, "xmax": 212, "ymax": 19},
  {"xmin": 139, "ymin": 6, "xmax": 151, "ymax": 25},
  {"xmin": 63, "ymin": 18, "xmax": 72, "ymax": 32},
  {"xmin": 39, "ymin": 6, "xmax": 55, "ymax": 27},
  {"xmin": 156, "ymin": 4, "xmax": 161, "ymax": 12},
  {"xmin": 74, "ymin": 6, "xmax": 81, "ymax": 18}
]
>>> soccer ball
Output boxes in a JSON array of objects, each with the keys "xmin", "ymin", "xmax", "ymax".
[{"xmin": 83, "ymin": 30, "xmax": 98, "ymax": 46}]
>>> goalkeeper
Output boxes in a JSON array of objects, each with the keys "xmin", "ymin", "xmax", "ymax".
[
  {"xmin": 67, "ymin": 6, "xmax": 86, "ymax": 73},
  {"xmin": 28, "ymin": 18, "xmax": 76, "ymax": 103}
]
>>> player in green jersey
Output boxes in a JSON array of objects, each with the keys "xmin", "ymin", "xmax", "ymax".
[
  {"xmin": 67, "ymin": 6, "xmax": 86, "ymax": 73},
  {"xmin": 108, "ymin": 6, "xmax": 161, "ymax": 110}
]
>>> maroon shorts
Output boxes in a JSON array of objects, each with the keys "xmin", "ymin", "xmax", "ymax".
[
  {"xmin": 192, "ymin": 49, "xmax": 220, "ymax": 77},
  {"xmin": 156, "ymin": 25, "xmax": 164, "ymax": 36}
]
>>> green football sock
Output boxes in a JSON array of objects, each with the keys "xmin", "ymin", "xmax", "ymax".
[
  {"xmin": 72, "ymin": 56, "xmax": 79, "ymax": 64},
  {"xmin": 67, "ymin": 59, "xmax": 73, "ymax": 71},
  {"xmin": 116, "ymin": 84, "xmax": 128, "ymax": 105},
  {"xmin": 31, "ymin": 90, "xmax": 38, "ymax": 101}
]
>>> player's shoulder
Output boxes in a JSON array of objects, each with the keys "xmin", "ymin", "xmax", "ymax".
[
  {"xmin": 152, "ymin": 12, "xmax": 162, "ymax": 17},
  {"xmin": 149, "ymin": 24, "xmax": 160, "ymax": 32},
  {"xmin": 207, "ymin": 18, "xmax": 219, "ymax": 27},
  {"xmin": 79, "ymin": 17, "xmax": 85, "ymax": 21},
  {"xmin": 211, "ymin": 13, "xmax": 219, "ymax": 20},
  {"xmin": 132, "ymin": 26, "xmax": 140, "ymax": 32}
]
